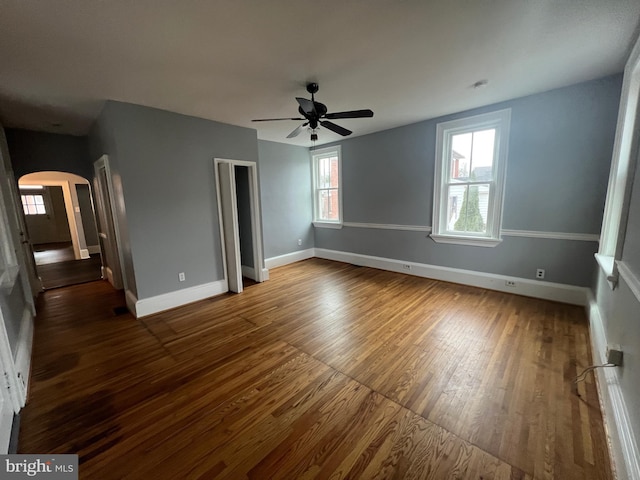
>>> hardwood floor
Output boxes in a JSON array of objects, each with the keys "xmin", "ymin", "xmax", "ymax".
[
  {"xmin": 33, "ymin": 242, "xmax": 102, "ymax": 289},
  {"xmin": 19, "ymin": 259, "xmax": 612, "ymax": 479}
]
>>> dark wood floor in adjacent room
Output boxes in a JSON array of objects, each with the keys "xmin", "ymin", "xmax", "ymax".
[{"xmin": 19, "ymin": 259, "xmax": 612, "ymax": 479}]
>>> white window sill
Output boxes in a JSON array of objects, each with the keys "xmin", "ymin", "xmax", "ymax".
[
  {"xmin": 313, "ymin": 222, "xmax": 343, "ymax": 229},
  {"xmin": 595, "ymin": 253, "xmax": 618, "ymax": 289},
  {"xmin": 0, "ymin": 265, "xmax": 20, "ymax": 293},
  {"xmin": 430, "ymin": 234, "xmax": 502, "ymax": 247}
]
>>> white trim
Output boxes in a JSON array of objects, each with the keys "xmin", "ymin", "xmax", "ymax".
[
  {"xmin": 599, "ymin": 33, "xmax": 640, "ymax": 258},
  {"xmin": 14, "ymin": 307, "xmax": 33, "ymax": 403},
  {"xmin": 214, "ymin": 158, "xmax": 267, "ymax": 287},
  {"xmin": 265, "ymin": 249, "xmax": 315, "ymax": 269},
  {"xmin": 125, "ymin": 289, "xmax": 138, "ymax": 317},
  {"xmin": 135, "ymin": 280, "xmax": 228, "ymax": 318},
  {"xmin": 105, "ymin": 266, "xmax": 115, "ymax": 287},
  {"xmin": 314, "ymin": 248, "xmax": 588, "ymax": 305},
  {"xmin": 502, "ymin": 229, "xmax": 599, "ymax": 242},
  {"xmin": 87, "ymin": 245, "xmax": 101, "ymax": 255},
  {"xmin": 94, "ymin": 155, "xmax": 126, "ymax": 291},
  {"xmin": 595, "ymin": 253, "xmax": 618, "ymax": 289},
  {"xmin": 430, "ymin": 234, "xmax": 502, "ymax": 247},
  {"xmin": 261, "ymin": 268, "xmax": 270, "ymax": 281},
  {"xmin": 342, "ymin": 222, "xmax": 431, "ymax": 232},
  {"xmin": 0, "ymin": 310, "xmax": 23, "ymax": 412},
  {"xmin": 312, "ymin": 145, "xmax": 342, "ymax": 224},
  {"xmin": 616, "ymin": 261, "xmax": 640, "ymax": 303},
  {"xmin": 80, "ymin": 248, "xmax": 90, "ymax": 259},
  {"xmin": 313, "ymin": 222, "xmax": 343, "ymax": 229},
  {"xmin": 241, "ymin": 265, "xmax": 256, "ymax": 280},
  {"xmin": 587, "ymin": 293, "xmax": 640, "ymax": 480},
  {"xmin": 335, "ymin": 222, "xmax": 601, "ymax": 241},
  {"xmin": 0, "ymin": 266, "xmax": 20, "ymax": 292},
  {"xmin": 432, "ymin": 109, "xmax": 511, "ymax": 243}
]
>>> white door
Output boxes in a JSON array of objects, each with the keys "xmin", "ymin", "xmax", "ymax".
[
  {"xmin": 218, "ymin": 162, "xmax": 243, "ymax": 293},
  {"xmin": 0, "ymin": 368, "xmax": 13, "ymax": 454},
  {"xmin": 94, "ymin": 158, "xmax": 123, "ymax": 290}
]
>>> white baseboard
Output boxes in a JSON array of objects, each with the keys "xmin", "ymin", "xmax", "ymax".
[
  {"xmin": 125, "ymin": 290, "xmax": 138, "ymax": 317},
  {"xmin": 134, "ymin": 279, "xmax": 228, "ymax": 318},
  {"xmin": 587, "ymin": 293, "xmax": 640, "ymax": 480},
  {"xmin": 265, "ymin": 249, "xmax": 315, "ymax": 269},
  {"xmin": 80, "ymin": 248, "xmax": 90, "ymax": 259},
  {"xmin": 15, "ymin": 307, "xmax": 33, "ymax": 406},
  {"xmin": 262, "ymin": 268, "xmax": 270, "ymax": 281},
  {"xmin": 241, "ymin": 265, "xmax": 256, "ymax": 280},
  {"xmin": 87, "ymin": 245, "xmax": 101, "ymax": 255},
  {"xmin": 314, "ymin": 248, "xmax": 589, "ymax": 306},
  {"xmin": 105, "ymin": 267, "xmax": 114, "ymax": 286}
]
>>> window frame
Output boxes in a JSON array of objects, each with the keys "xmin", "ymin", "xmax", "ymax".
[
  {"xmin": 431, "ymin": 109, "xmax": 511, "ymax": 247},
  {"xmin": 20, "ymin": 193, "xmax": 47, "ymax": 215},
  {"xmin": 596, "ymin": 34, "xmax": 640, "ymax": 287},
  {"xmin": 312, "ymin": 145, "xmax": 343, "ymax": 228}
]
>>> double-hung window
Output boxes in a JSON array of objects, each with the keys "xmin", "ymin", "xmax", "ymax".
[
  {"xmin": 431, "ymin": 109, "xmax": 510, "ymax": 247},
  {"xmin": 312, "ymin": 146, "xmax": 342, "ymax": 227}
]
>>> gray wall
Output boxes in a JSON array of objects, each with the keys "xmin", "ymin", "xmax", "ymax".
[
  {"xmin": 6, "ymin": 129, "xmax": 92, "ymax": 181},
  {"xmin": 235, "ymin": 166, "xmax": 254, "ymax": 269},
  {"xmin": 315, "ymin": 75, "xmax": 622, "ymax": 286},
  {"xmin": 258, "ymin": 140, "xmax": 313, "ymax": 258},
  {"xmin": 88, "ymin": 101, "xmax": 138, "ymax": 296},
  {"xmin": 76, "ymin": 184, "xmax": 99, "ymax": 247},
  {"xmin": 90, "ymin": 101, "xmax": 258, "ymax": 300}
]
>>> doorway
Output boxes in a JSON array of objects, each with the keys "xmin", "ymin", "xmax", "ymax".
[
  {"xmin": 19, "ymin": 172, "xmax": 102, "ymax": 290},
  {"xmin": 215, "ymin": 159, "xmax": 266, "ymax": 293}
]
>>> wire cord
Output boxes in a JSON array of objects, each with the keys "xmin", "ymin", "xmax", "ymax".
[{"xmin": 574, "ymin": 364, "xmax": 616, "ymax": 383}]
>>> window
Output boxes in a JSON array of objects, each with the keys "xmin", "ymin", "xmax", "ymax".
[
  {"xmin": 312, "ymin": 146, "xmax": 342, "ymax": 227},
  {"xmin": 431, "ymin": 109, "xmax": 510, "ymax": 247},
  {"xmin": 21, "ymin": 194, "xmax": 46, "ymax": 215},
  {"xmin": 596, "ymin": 34, "xmax": 640, "ymax": 283}
]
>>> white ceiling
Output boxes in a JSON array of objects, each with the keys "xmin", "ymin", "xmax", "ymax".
[{"xmin": 1, "ymin": 1, "xmax": 639, "ymax": 147}]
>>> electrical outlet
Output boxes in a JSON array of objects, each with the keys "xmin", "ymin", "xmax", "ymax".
[
  {"xmin": 402, "ymin": 264, "xmax": 411, "ymax": 270},
  {"xmin": 505, "ymin": 280, "xmax": 516, "ymax": 287},
  {"xmin": 606, "ymin": 346, "xmax": 623, "ymax": 366},
  {"xmin": 297, "ymin": 239, "xmax": 302, "ymax": 246},
  {"xmin": 536, "ymin": 268, "xmax": 545, "ymax": 279},
  {"xmin": 178, "ymin": 272, "xmax": 185, "ymax": 282}
]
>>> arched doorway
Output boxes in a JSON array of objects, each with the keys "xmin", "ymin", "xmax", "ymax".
[{"xmin": 18, "ymin": 171, "xmax": 102, "ymax": 289}]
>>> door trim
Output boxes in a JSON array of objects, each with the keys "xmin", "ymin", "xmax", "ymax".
[
  {"xmin": 94, "ymin": 155, "xmax": 126, "ymax": 291},
  {"xmin": 214, "ymin": 158, "xmax": 266, "ymax": 291}
]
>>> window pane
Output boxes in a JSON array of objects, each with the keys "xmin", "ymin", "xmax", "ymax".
[
  {"xmin": 27, "ymin": 204, "xmax": 37, "ymax": 215},
  {"xmin": 470, "ymin": 129, "xmax": 495, "ymax": 181},
  {"xmin": 451, "ymin": 133, "xmax": 471, "ymax": 181},
  {"xmin": 36, "ymin": 205, "xmax": 46, "ymax": 214},
  {"xmin": 317, "ymin": 189, "xmax": 339, "ymax": 221},
  {"xmin": 26, "ymin": 195, "xmax": 35, "ymax": 205},
  {"xmin": 447, "ymin": 184, "xmax": 490, "ymax": 234},
  {"xmin": 34, "ymin": 195, "xmax": 44, "ymax": 205},
  {"xmin": 23, "ymin": 205, "xmax": 29, "ymax": 215},
  {"xmin": 317, "ymin": 156, "xmax": 339, "ymax": 189}
]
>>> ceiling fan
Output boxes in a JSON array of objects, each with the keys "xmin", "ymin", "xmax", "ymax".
[{"xmin": 252, "ymin": 83, "xmax": 374, "ymax": 141}]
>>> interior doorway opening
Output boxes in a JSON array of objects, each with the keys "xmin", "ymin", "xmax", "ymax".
[
  {"xmin": 18, "ymin": 171, "xmax": 102, "ymax": 290},
  {"xmin": 215, "ymin": 159, "xmax": 266, "ymax": 293}
]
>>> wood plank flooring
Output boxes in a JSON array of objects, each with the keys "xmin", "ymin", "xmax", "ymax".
[{"xmin": 19, "ymin": 258, "xmax": 612, "ymax": 479}]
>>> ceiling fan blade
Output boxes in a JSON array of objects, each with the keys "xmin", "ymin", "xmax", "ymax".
[
  {"xmin": 252, "ymin": 117, "xmax": 305, "ymax": 122},
  {"xmin": 296, "ymin": 97, "xmax": 316, "ymax": 116},
  {"xmin": 325, "ymin": 109, "xmax": 374, "ymax": 119},
  {"xmin": 320, "ymin": 120, "xmax": 352, "ymax": 137},
  {"xmin": 286, "ymin": 123, "xmax": 308, "ymax": 138}
]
